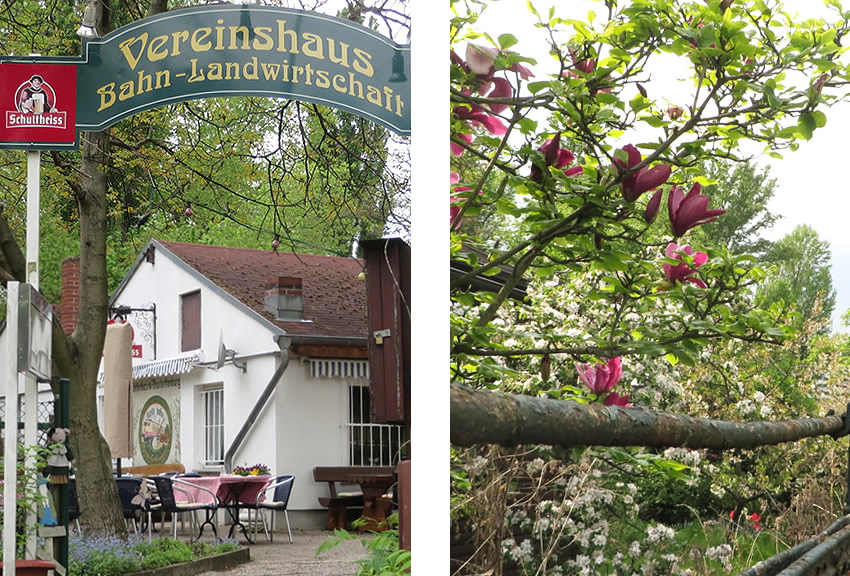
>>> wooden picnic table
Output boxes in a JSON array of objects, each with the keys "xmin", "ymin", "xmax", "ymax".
[{"xmin": 312, "ymin": 466, "xmax": 395, "ymax": 531}]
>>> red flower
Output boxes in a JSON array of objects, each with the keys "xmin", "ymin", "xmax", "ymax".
[
  {"xmin": 750, "ymin": 513, "xmax": 762, "ymax": 531},
  {"xmin": 451, "ymin": 133, "xmax": 473, "ymax": 157},
  {"xmin": 453, "ymin": 102, "xmax": 507, "ymax": 136},
  {"xmin": 663, "ymin": 243, "xmax": 708, "ymax": 288},
  {"xmin": 529, "ymin": 133, "xmax": 583, "ymax": 183},
  {"xmin": 575, "ymin": 357, "xmax": 622, "ymax": 396},
  {"xmin": 450, "ymin": 173, "xmax": 477, "ymax": 230},
  {"xmin": 667, "ymin": 106, "xmax": 684, "ymax": 119},
  {"xmin": 603, "ymin": 392, "xmax": 633, "ymax": 407},
  {"xmin": 613, "ymin": 144, "xmax": 671, "ymax": 202},
  {"xmin": 667, "ymin": 183, "xmax": 726, "ymax": 237}
]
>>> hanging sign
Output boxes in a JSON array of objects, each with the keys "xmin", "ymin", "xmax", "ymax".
[
  {"xmin": 0, "ymin": 4, "xmax": 410, "ymax": 151},
  {"xmin": 0, "ymin": 63, "xmax": 77, "ymax": 149}
]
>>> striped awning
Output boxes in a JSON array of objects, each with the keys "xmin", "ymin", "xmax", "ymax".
[
  {"xmin": 132, "ymin": 355, "xmax": 198, "ymax": 380},
  {"xmin": 307, "ymin": 359, "xmax": 369, "ymax": 379},
  {"xmin": 98, "ymin": 354, "xmax": 199, "ymax": 383}
]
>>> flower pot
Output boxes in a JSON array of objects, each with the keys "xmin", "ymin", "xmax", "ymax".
[{"xmin": 0, "ymin": 559, "xmax": 56, "ymax": 575}]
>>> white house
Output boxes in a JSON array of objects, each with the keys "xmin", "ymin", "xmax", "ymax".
[{"xmin": 63, "ymin": 239, "xmax": 407, "ymax": 528}]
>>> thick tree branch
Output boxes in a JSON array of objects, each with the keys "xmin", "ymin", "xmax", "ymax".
[{"xmin": 450, "ymin": 383, "xmax": 846, "ymax": 449}]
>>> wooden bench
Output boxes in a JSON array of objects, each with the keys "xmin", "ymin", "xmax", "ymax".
[
  {"xmin": 313, "ymin": 466, "xmax": 395, "ymax": 530},
  {"xmin": 122, "ymin": 463, "xmax": 185, "ymax": 476}
]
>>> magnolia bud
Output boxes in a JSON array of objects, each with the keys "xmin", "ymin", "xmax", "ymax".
[
  {"xmin": 541, "ymin": 353, "xmax": 551, "ymax": 383},
  {"xmin": 644, "ymin": 189, "xmax": 663, "ymax": 224}
]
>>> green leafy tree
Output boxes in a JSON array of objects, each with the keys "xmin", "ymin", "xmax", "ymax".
[
  {"xmin": 759, "ymin": 224, "xmax": 836, "ymax": 333},
  {"xmin": 694, "ymin": 161, "xmax": 780, "ymax": 255}
]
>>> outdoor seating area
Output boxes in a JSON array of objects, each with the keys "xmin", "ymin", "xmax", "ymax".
[
  {"xmin": 96, "ymin": 471, "xmax": 297, "ymax": 545},
  {"xmin": 312, "ymin": 466, "xmax": 395, "ymax": 531}
]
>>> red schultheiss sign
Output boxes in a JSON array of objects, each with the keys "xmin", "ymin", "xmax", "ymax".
[{"xmin": 0, "ymin": 63, "xmax": 77, "ymax": 147}]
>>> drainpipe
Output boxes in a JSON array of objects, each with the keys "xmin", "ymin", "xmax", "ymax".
[{"xmin": 224, "ymin": 336, "xmax": 292, "ymax": 472}]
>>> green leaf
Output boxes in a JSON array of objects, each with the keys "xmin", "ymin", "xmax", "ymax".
[
  {"xmin": 798, "ymin": 112, "xmax": 816, "ymax": 140},
  {"xmin": 527, "ymin": 81, "xmax": 553, "ymax": 94},
  {"xmin": 498, "ymin": 33, "xmax": 518, "ymax": 50}
]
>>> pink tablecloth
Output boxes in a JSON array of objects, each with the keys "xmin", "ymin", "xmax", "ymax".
[{"xmin": 174, "ymin": 475, "xmax": 270, "ymax": 506}]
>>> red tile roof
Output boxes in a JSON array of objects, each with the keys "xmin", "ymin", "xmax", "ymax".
[{"xmin": 158, "ymin": 241, "xmax": 367, "ymax": 340}]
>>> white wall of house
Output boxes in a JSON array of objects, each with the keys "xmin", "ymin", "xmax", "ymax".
[{"xmin": 107, "ymin": 248, "xmax": 358, "ymax": 514}]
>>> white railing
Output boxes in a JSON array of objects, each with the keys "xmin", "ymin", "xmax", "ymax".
[{"xmin": 348, "ymin": 422, "xmax": 405, "ymax": 466}]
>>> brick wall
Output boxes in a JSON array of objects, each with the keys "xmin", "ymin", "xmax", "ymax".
[{"xmin": 59, "ymin": 257, "xmax": 80, "ymax": 335}]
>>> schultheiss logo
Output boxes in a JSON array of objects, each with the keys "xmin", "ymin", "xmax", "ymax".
[{"xmin": 7, "ymin": 74, "xmax": 67, "ymax": 128}]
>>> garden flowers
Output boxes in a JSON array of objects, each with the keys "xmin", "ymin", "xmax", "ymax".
[
  {"xmin": 233, "ymin": 463, "xmax": 270, "ymax": 476},
  {"xmin": 530, "ymin": 133, "xmax": 583, "ymax": 183},
  {"xmin": 663, "ymin": 243, "xmax": 708, "ymax": 288},
  {"xmin": 575, "ymin": 357, "xmax": 632, "ymax": 406},
  {"xmin": 667, "ymin": 183, "xmax": 726, "ymax": 237},
  {"xmin": 613, "ymin": 144, "xmax": 671, "ymax": 202}
]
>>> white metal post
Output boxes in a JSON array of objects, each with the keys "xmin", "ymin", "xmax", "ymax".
[
  {"xmin": 26, "ymin": 150, "xmax": 40, "ymax": 290},
  {"xmin": 4, "ymin": 282, "xmax": 20, "ymax": 576},
  {"xmin": 23, "ymin": 371, "xmax": 37, "ymax": 558}
]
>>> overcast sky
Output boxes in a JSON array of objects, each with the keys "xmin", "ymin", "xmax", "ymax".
[{"xmin": 469, "ymin": 0, "xmax": 850, "ymax": 331}]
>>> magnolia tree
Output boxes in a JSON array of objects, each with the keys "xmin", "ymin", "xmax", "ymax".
[
  {"xmin": 450, "ymin": 0, "xmax": 850, "ymax": 416},
  {"xmin": 450, "ymin": 0, "xmax": 850, "ymax": 572}
]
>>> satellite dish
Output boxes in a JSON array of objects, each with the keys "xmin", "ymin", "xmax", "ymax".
[
  {"xmin": 214, "ymin": 325, "xmax": 247, "ymax": 372},
  {"xmin": 216, "ymin": 326, "xmax": 227, "ymax": 370},
  {"xmin": 215, "ymin": 324, "xmax": 227, "ymax": 370}
]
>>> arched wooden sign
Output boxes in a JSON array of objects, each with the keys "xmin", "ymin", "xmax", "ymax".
[{"xmin": 0, "ymin": 4, "xmax": 410, "ymax": 150}]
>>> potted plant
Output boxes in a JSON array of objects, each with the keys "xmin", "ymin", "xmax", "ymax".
[
  {"xmin": 232, "ymin": 463, "xmax": 270, "ymax": 476},
  {"xmin": 0, "ymin": 444, "xmax": 56, "ymax": 575}
]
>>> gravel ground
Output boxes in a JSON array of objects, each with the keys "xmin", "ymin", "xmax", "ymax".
[{"xmin": 193, "ymin": 529, "xmax": 371, "ymax": 576}]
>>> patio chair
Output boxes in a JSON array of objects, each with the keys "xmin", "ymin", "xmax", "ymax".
[
  {"xmin": 145, "ymin": 476, "xmax": 219, "ymax": 541},
  {"xmin": 115, "ymin": 477, "xmax": 145, "ymax": 534},
  {"xmin": 254, "ymin": 475, "xmax": 295, "ymax": 543}
]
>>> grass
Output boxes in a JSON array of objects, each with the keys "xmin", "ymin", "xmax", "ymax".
[{"xmin": 68, "ymin": 533, "xmax": 240, "ymax": 576}]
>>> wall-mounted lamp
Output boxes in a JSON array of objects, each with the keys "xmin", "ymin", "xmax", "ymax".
[
  {"xmin": 76, "ymin": 0, "xmax": 99, "ymax": 38},
  {"xmin": 389, "ymin": 51, "xmax": 407, "ymax": 83}
]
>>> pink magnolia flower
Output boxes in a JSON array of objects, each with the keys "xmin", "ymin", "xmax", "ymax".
[
  {"xmin": 451, "ymin": 133, "xmax": 473, "ymax": 157},
  {"xmin": 663, "ymin": 242, "xmax": 708, "ymax": 288},
  {"xmin": 465, "ymin": 43, "xmax": 534, "ymax": 82},
  {"xmin": 575, "ymin": 357, "xmax": 622, "ymax": 396},
  {"xmin": 613, "ymin": 144, "xmax": 672, "ymax": 202},
  {"xmin": 667, "ymin": 183, "xmax": 726, "ymax": 237},
  {"xmin": 563, "ymin": 51, "xmax": 612, "ymax": 95},
  {"xmin": 667, "ymin": 106, "xmax": 684, "ymax": 119},
  {"xmin": 453, "ymin": 102, "xmax": 507, "ymax": 136},
  {"xmin": 450, "ymin": 173, "xmax": 476, "ymax": 230},
  {"xmin": 530, "ymin": 132, "xmax": 583, "ymax": 183},
  {"xmin": 604, "ymin": 392, "xmax": 633, "ymax": 407}
]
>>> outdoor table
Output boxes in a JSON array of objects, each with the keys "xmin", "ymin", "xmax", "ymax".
[
  {"xmin": 177, "ymin": 475, "xmax": 269, "ymax": 543},
  {"xmin": 348, "ymin": 473, "xmax": 394, "ymax": 532}
]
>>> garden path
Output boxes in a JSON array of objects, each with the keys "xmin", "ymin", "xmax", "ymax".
[{"xmin": 193, "ymin": 529, "xmax": 372, "ymax": 576}]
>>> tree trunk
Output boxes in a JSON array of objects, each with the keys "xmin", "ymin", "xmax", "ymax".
[
  {"xmin": 450, "ymin": 383, "xmax": 847, "ymax": 449},
  {"xmin": 68, "ymin": 129, "xmax": 127, "ymax": 535}
]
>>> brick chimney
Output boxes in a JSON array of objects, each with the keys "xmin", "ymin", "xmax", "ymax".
[
  {"xmin": 263, "ymin": 277, "xmax": 303, "ymax": 320},
  {"xmin": 59, "ymin": 257, "xmax": 80, "ymax": 335}
]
